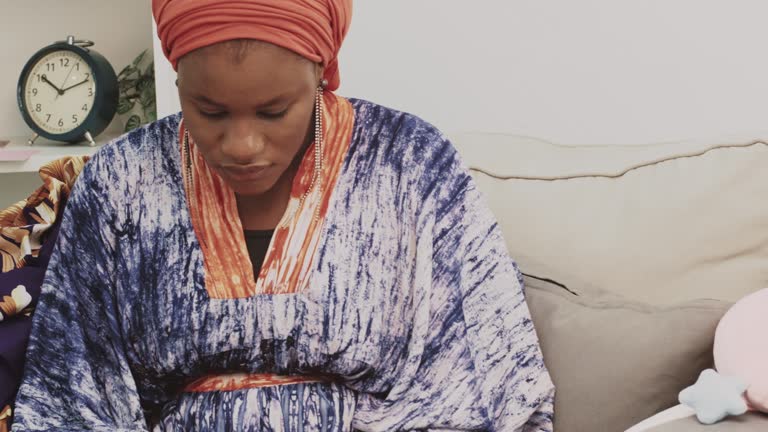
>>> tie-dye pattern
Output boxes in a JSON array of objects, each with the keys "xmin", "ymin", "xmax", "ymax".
[
  {"xmin": 13, "ymin": 99, "xmax": 554, "ymax": 431},
  {"xmin": 181, "ymin": 92, "xmax": 355, "ymax": 300},
  {"xmin": 158, "ymin": 382, "xmax": 356, "ymax": 431}
]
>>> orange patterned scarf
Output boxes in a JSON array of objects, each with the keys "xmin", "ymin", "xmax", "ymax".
[
  {"xmin": 153, "ymin": 0, "xmax": 353, "ymax": 91},
  {"xmin": 181, "ymin": 92, "xmax": 354, "ymax": 299}
]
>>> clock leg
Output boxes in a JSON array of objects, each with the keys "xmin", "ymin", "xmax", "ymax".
[
  {"xmin": 84, "ymin": 131, "xmax": 96, "ymax": 147},
  {"xmin": 27, "ymin": 133, "xmax": 39, "ymax": 146}
]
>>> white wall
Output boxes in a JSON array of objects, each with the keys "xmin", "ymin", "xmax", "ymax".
[
  {"xmin": 338, "ymin": 0, "xmax": 768, "ymax": 144},
  {"xmin": 155, "ymin": 0, "xmax": 768, "ymax": 145}
]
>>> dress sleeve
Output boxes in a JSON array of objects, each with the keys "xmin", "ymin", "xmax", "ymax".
[
  {"xmin": 12, "ymin": 153, "xmax": 148, "ymax": 431},
  {"xmin": 355, "ymin": 134, "xmax": 555, "ymax": 431},
  {"xmin": 427, "ymin": 174, "xmax": 555, "ymax": 431}
]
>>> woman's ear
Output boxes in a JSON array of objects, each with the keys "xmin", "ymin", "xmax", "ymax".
[{"xmin": 315, "ymin": 63, "xmax": 325, "ymax": 86}]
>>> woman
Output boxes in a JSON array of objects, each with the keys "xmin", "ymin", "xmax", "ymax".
[{"xmin": 13, "ymin": 1, "xmax": 554, "ymax": 431}]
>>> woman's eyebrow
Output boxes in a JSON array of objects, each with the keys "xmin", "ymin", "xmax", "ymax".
[{"xmin": 191, "ymin": 93, "xmax": 289, "ymax": 109}]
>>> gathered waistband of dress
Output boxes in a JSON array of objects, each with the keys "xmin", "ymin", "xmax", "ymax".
[{"xmin": 184, "ymin": 373, "xmax": 324, "ymax": 393}]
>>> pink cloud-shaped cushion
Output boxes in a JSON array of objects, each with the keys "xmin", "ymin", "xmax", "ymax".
[{"xmin": 714, "ymin": 288, "xmax": 768, "ymax": 412}]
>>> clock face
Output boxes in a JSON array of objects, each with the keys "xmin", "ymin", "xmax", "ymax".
[{"xmin": 22, "ymin": 50, "xmax": 96, "ymax": 135}]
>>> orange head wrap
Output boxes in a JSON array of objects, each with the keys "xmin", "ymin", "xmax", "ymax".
[{"xmin": 152, "ymin": 0, "xmax": 352, "ymax": 91}]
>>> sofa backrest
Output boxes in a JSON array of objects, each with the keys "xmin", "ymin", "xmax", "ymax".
[{"xmin": 449, "ymin": 133, "xmax": 768, "ymax": 305}]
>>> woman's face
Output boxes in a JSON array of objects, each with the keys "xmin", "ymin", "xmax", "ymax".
[{"xmin": 177, "ymin": 41, "xmax": 321, "ymax": 197}]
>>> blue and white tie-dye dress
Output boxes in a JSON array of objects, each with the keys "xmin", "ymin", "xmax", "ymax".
[{"xmin": 12, "ymin": 98, "xmax": 554, "ymax": 431}]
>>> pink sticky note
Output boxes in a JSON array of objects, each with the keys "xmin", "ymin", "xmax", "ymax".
[{"xmin": 0, "ymin": 150, "xmax": 39, "ymax": 162}]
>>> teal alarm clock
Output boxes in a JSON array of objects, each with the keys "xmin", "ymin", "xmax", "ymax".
[{"xmin": 17, "ymin": 36, "xmax": 118, "ymax": 146}]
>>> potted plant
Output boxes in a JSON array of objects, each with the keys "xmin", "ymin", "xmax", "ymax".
[{"xmin": 116, "ymin": 49, "xmax": 156, "ymax": 132}]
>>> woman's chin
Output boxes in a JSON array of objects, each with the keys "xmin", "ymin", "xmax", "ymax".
[
  {"xmin": 230, "ymin": 183, "xmax": 275, "ymax": 197},
  {"xmin": 218, "ymin": 169, "xmax": 282, "ymax": 197}
]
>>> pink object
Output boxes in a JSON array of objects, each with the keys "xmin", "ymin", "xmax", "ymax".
[
  {"xmin": 0, "ymin": 150, "xmax": 38, "ymax": 162},
  {"xmin": 714, "ymin": 288, "xmax": 768, "ymax": 412}
]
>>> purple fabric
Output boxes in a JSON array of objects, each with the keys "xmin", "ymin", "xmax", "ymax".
[{"xmin": 0, "ymin": 223, "xmax": 59, "ymax": 409}]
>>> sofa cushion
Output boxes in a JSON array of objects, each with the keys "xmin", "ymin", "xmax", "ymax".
[
  {"xmin": 524, "ymin": 275, "xmax": 730, "ymax": 432},
  {"xmin": 451, "ymin": 133, "xmax": 768, "ymax": 305}
]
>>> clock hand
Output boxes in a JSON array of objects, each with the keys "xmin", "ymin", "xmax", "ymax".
[
  {"xmin": 56, "ymin": 62, "xmax": 78, "ymax": 100},
  {"xmin": 61, "ymin": 78, "xmax": 90, "ymax": 93},
  {"xmin": 40, "ymin": 75, "xmax": 64, "ymax": 95}
]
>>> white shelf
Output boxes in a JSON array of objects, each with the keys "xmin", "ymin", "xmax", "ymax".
[{"xmin": 0, "ymin": 131, "xmax": 122, "ymax": 174}]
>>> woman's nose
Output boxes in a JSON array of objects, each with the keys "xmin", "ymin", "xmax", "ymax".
[{"xmin": 221, "ymin": 119, "xmax": 265, "ymax": 164}]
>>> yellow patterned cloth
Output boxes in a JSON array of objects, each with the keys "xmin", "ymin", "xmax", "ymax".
[{"xmin": 0, "ymin": 156, "xmax": 89, "ymax": 273}]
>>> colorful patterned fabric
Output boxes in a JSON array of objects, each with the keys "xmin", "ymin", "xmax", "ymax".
[
  {"xmin": 0, "ymin": 224, "xmax": 58, "ymax": 431},
  {"xmin": 13, "ymin": 99, "xmax": 554, "ymax": 431},
  {"xmin": 182, "ymin": 92, "xmax": 354, "ymax": 299},
  {"xmin": 0, "ymin": 156, "xmax": 88, "ymax": 431},
  {"xmin": 159, "ymin": 382, "xmax": 356, "ymax": 431},
  {"xmin": 0, "ymin": 405, "xmax": 10, "ymax": 432},
  {"xmin": 0, "ymin": 156, "xmax": 87, "ymax": 272}
]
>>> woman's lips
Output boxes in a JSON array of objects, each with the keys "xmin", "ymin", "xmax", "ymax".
[{"xmin": 221, "ymin": 164, "xmax": 272, "ymax": 182}]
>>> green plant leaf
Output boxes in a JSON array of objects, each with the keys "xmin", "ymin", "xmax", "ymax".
[
  {"xmin": 117, "ymin": 97, "xmax": 136, "ymax": 115},
  {"xmin": 144, "ymin": 61, "xmax": 155, "ymax": 80},
  {"xmin": 136, "ymin": 76, "xmax": 150, "ymax": 92},
  {"xmin": 118, "ymin": 65, "xmax": 138, "ymax": 79},
  {"xmin": 132, "ymin": 50, "xmax": 147, "ymax": 67},
  {"xmin": 140, "ymin": 86, "xmax": 155, "ymax": 108},
  {"xmin": 124, "ymin": 115, "xmax": 142, "ymax": 132},
  {"xmin": 143, "ymin": 102, "xmax": 157, "ymax": 123},
  {"xmin": 118, "ymin": 78, "xmax": 138, "ymax": 93}
]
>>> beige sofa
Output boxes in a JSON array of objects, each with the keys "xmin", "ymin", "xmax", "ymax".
[{"xmin": 450, "ymin": 133, "xmax": 768, "ymax": 431}]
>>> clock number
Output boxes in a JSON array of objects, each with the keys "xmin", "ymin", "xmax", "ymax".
[
  {"xmin": 34, "ymin": 104, "xmax": 41, "ymax": 112},
  {"xmin": 31, "ymin": 88, "xmax": 38, "ymax": 96},
  {"xmin": 34, "ymin": 74, "xmax": 42, "ymax": 83},
  {"xmin": 82, "ymin": 104, "xmax": 88, "ymax": 111},
  {"xmin": 75, "ymin": 63, "xmax": 80, "ymax": 71},
  {"xmin": 46, "ymin": 63, "xmax": 55, "ymax": 72},
  {"xmin": 72, "ymin": 114, "xmax": 78, "ymax": 124},
  {"xmin": 59, "ymin": 58, "xmax": 70, "ymax": 67},
  {"xmin": 88, "ymin": 88, "xmax": 93, "ymax": 96},
  {"xmin": 45, "ymin": 114, "xmax": 51, "ymax": 123},
  {"xmin": 57, "ymin": 118, "xmax": 64, "ymax": 127}
]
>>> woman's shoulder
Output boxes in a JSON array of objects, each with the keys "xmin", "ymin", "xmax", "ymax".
[
  {"xmin": 94, "ymin": 113, "xmax": 182, "ymax": 165},
  {"xmin": 349, "ymin": 98, "xmax": 443, "ymax": 139},
  {"xmin": 348, "ymin": 98, "xmax": 457, "ymax": 162},
  {"xmin": 347, "ymin": 98, "xmax": 463, "ymax": 178},
  {"xmin": 73, "ymin": 114, "xmax": 183, "ymax": 202},
  {"xmin": 81, "ymin": 114, "xmax": 182, "ymax": 183}
]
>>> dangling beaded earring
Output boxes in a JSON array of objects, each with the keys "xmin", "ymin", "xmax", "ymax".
[
  {"xmin": 311, "ymin": 79, "xmax": 328, "ymax": 188},
  {"xmin": 277, "ymin": 79, "xmax": 328, "ymax": 228}
]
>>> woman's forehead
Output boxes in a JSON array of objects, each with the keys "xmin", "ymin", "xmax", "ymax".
[
  {"xmin": 180, "ymin": 40, "xmax": 312, "ymax": 70},
  {"xmin": 177, "ymin": 41, "xmax": 319, "ymax": 106}
]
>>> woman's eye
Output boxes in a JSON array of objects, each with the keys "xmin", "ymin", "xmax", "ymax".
[
  {"xmin": 260, "ymin": 109, "xmax": 288, "ymax": 120},
  {"xmin": 199, "ymin": 110, "xmax": 226, "ymax": 119}
]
